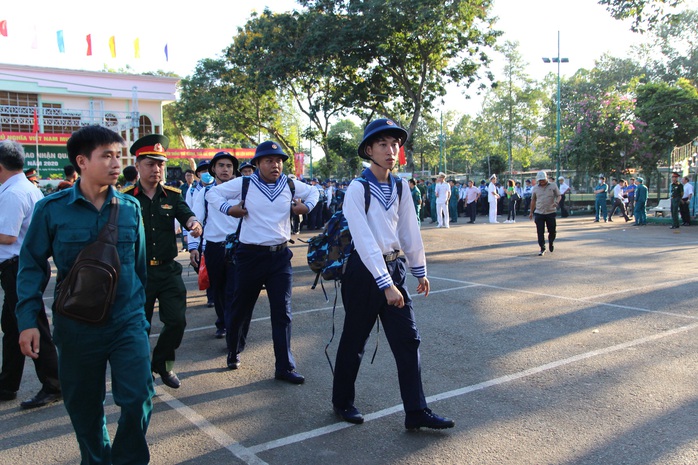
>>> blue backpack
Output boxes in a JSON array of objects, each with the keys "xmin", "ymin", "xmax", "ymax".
[{"xmin": 305, "ymin": 175, "xmax": 402, "ymax": 289}]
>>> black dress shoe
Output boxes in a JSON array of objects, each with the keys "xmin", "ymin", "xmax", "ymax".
[
  {"xmin": 274, "ymin": 370, "xmax": 305, "ymax": 384},
  {"xmin": 549, "ymin": 243, "xmax": 554, "ymax": 253},
  {"xmin": 405, "ymin": 408, "xmax": 455, "ymax": 430},
  {"xmin": 538, "ymin": 248, "xmax": 546, "ymax": 256},
  {"xmin": 20, "ymin": 389, "xmax": 62, "ymax": 409},
  {"xmin": 334, "ymin": 405, "xmax": 364, "ymax": 424},
  {"xmin": 157, "ymin": 370, "xmax": 181, "ymax": 389},
  {"xmin": 0, "ymin": 389, "xmax": 17, "ymax": 401},
  {"xmin": 227, "ymin": 352, "xmax": 240, "ymax": 370},
  {"xmin": 215, "ymin": 328, "xmax": 226, "ymax": 339}
]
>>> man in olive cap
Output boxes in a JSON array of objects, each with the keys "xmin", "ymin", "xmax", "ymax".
[{"xmin": 122, "ymin": 134, "xmax": 203, "ymax": 389}]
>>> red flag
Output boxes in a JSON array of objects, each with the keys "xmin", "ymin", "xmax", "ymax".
[
  {"xmin": 0, "ymin": 20, "xmax": 7, "ymax": 37},
  {"xmin": 32, "ymin": 108, "xmax": 39, "ymax": 133},
  {"xmin": 398, "ymin": 146, "xmax": 406, "ymax": 165},
  {"xmin": 86, "ymin": 34, "xmax": 92, "ymax": 56}
]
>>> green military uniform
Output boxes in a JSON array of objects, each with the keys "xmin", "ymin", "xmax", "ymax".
[
  {"xmin": 670, "ymin": 175, "xmax": 684, "ymax": 229},
  {"xmin": 410, "ymin": 185, "xmax": 422, "ymax": 223},
  {"xmin": 121, "ymin": 181, "xmax": 194, "ymax": 375},
  {"xmin": 449, "ymin": 184, "xmax": 459, "ymax": 223},
  {"xmin": 428, "ymin": 182, "xmax": 437, "ymax": 223}
]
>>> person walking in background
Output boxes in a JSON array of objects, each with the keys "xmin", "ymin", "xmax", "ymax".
[
  {"xmin": 448, "ymin": 180, "xmax": 459, "ymax": 223},
  {"xmin": 504, "ymin": 179, "xmax": 517, "ymax": 223},
  {"xmin": 558, "ymin": 176, "xmax": 570, "ymax": 218},
  {"xmin": 522, "ymin": 179, "xmax": 533, "ymax": 214},
  {"xmin": 529, "ymin": 170, "xmax": 561, "ymax": 256},
  {"xmin": 680, "ymin": 175, "xmax": 693, "ymax": 226},
  {"xmin": 669, "ymin": 172, "xmax": 683, "ymax": 229},
  {"xmin": 593, "ymin": 175, "xmax": 608, "ymax": 222},
  {"xmin": 0, "ymin": 140, "xmax": 61, "ymax": 409},
  {"xmin": 625, "ymin": 177, "xmax": 636, "ymax": 217},
  {"xmin": 434, "ymin": 173, "xmax": 450, "ymax": 228},
  {"xmin": 607, "ymin": 178, "xmax": 630, "ymax": 222},
  {"xmin": 409, "ymin": 178, "xmax": 422, "ymax": 225},
  {"xmin": 633, "ymin": 177, "xmax": 648, "ymax": 226},
  {"xmin": 487, "ymin": 174, "xmax": 499, "ymax": 223},
  {"xmin": 463, "ymin": 180, "xmax": 480, "ymax": 224}
]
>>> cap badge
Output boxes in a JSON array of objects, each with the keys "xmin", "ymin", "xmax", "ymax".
[
  {"xmin": 271, "ymin": 144, "xmax": 278, "ymax": 149},
  {"xmin": 154, "ymin": 143, "xmax": 164, "ymax": 152},
  {"xmin": 386, "ymin": 120, "xmax": 394, "ymax": 126}
]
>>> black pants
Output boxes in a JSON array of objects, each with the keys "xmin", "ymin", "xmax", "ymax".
[
  {"xmin": 0, "ymin": 259, "xmax": 60, "ymax": 394},
  {"xmin": 679, "ymin": 199, "xmax": 691, "ymax": 225},
  {"xmin": 466, "ymin": 201, "xmax": 477, "ymax": 222},
  {"xmin": 534, "ymin": 213, "xmax": 557, "ymax": 251},
  {"xmin": 559, "ymin": 195, "xmax": 568, "ymax": 217},
  {"xmin": 333, "ymin": 253, "xmax": 426, "ymax": 412},
  {"xmin": 608, "ymin": 199, "xmax": 629, "ymax": 221}
]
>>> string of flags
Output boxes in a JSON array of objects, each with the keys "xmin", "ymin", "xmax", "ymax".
[{"xmin": 0, "ymin": 19, "xmax": 169, "ymax": 61}]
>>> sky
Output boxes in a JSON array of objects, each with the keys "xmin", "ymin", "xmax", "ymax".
[{"xmin": 0, "ymin": 0, "xmax": 692, "ymax": 117}]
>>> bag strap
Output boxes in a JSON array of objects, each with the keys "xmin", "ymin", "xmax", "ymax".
[
  {"xmin": 97, "ymin": 197, "xmax": 119, "ymax": 245},
  {"xmin": 232, "ymin": 176, "xmax": 251, "ymax": 241}
]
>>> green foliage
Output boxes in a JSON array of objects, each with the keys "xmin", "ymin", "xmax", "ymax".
[{"xmin": 598, "ymin": 0, "xmax": 685, "ymax": 32}]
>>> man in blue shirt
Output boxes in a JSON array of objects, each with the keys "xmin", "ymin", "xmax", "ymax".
[
  {"xmin": 16, "ymin": 125, "xmax": 154, "ymax": 464},
  {"xmin": 593, "ymin": 175, "xmax": 609, "ymax": 222}
]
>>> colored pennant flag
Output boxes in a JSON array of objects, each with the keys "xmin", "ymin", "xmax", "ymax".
[
  {"xmin": 0, "ymin": 20, "xmax": 7, "ymax": 37},
  {"xmin": 164, "ymin": 43, "xmax": 168, "ymax": 62},
  {"xmin": 134, "ymin": 38, "xmax": 140, "ymax": 58},
  {"xmin": 109, "ymin": 36, "xmax": 116, "ymax": 58},
  {"xmin": 57, "ymin": 30, "xmax": 65, "ymax": 53},
  {"xmin": 398, "ymin": 146, "xmax": 406, "ymax": 165},
  {"xmin": 86, "ymin": 34, "xmax": 92, "ymax": 56},
  {"xmin": 32, "ymin": 108, "xmax": 39, "ymax": 134}
]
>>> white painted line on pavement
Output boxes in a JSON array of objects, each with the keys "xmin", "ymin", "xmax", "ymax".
[
  {"xmin": 248, "ymin": 320, "xmax": 698, "ymax": 454},
  {"xmin": 428, "ymin": 275, "xmax": 698, "ymax": 321},
  {"xmin": 156, "ymin": 389, "xmax": 269, "ymax": 465}
]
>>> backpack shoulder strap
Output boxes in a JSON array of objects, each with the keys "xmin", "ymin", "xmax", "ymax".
[
  {"xmin": 98, "ymin": 197, "xmax": 119, "ymax": 245},
  {"xmin": 357, "ymin": 176, "xmax": 371, "ymax": 214},
  {"xmin": 286, "ymin": 177, "xmax": 295, "ymax": 197},
  {"xmin": 394, "ymin": 175, "xmax": 403, "ymax": 201},
  {"xmin": 241, "ymin": 176, "xmax": 251, "ymax": 201}
]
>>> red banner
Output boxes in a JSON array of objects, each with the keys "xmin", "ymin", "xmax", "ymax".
[{"xmin": 165, "ymin": 148, "xmax": 255, "ymax": 160}]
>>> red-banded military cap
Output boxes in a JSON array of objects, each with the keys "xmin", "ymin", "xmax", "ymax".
[{"xmin": 130, "ymin": 134, "xmax": 169, "ymax": 161}]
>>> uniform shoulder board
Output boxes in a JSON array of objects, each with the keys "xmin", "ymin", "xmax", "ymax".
[
  {"xmin": 163, "ymin": 185, "xmax": 182, "ymax": 194},
  {"xmin": 120, "ymin": 185, "xmax": 136, "ymax": 194}
]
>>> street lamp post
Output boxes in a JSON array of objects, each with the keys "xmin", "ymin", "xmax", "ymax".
[
  {"xmin": 439, "ymin": 111, "xmax": 445, "ymax": 173},
  {"xmin": 542, "ymin": 31, "xmax": 569, "ymax": 183}
]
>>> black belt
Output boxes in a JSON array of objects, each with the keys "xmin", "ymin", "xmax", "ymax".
[
  {"xmin": 240, "ymin": 242, "xmax": 288, "ymax": 253},
  {"xmin": 148, "ymin": 259, "xmax": 173, "ymax": 267},
  {"xmin": 383, "ymin": 250, "xmax": 400, "ymax": 263},
  {"xmin": 206, "ymin": 241, "xmax": 227, "ymax": 246},
  {"xmin": 0, "ymin": 256, "xmax": 18, "ymax": 273}
]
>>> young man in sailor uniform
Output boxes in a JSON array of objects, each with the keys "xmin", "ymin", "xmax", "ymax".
[
  {"xmin": 188, "ymin": 152, "xmax": 241, "ymax": 340},
  {"xmin": 207, "ymin": 141, "xmax": 319, "ymax": 383},
  {"xmin": 331, "ymin": 118, "xmax": 455, "ymax": 431}
]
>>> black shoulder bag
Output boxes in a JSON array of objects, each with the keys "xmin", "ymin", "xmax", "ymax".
[{"xmin": 54, "ymin": 197, "xmax": 121, "ymax": 325}]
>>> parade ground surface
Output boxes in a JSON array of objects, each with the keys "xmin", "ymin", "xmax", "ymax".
[{"xmin": 2, "ymin": 213, "xmax": 698, "ymax": 465}]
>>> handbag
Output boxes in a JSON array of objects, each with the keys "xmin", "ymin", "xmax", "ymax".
[
  {"xmin": 198, "ymin": 254, "xmax": 210, "ymax": 290},
  {"xmin": 54, "ymin": 197, "xmax": 121, "ymax": 325}
]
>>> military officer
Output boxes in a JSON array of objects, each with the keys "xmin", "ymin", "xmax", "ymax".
[
  {"xmin": 670, "ymin": 172, "xmax": 683, "ymax": 229},
  {"xmin": 121, "ymin": 134, "xmax": 202, "ymax": 389}
]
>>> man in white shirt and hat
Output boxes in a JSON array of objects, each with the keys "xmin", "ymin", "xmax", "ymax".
[
  {"xmin": 434, "ymin": 172, "xmax": 450, "ymax": 228},
  {"xmin": 487, "ymin": 174, "xmax": 499, "ymax": 223}
]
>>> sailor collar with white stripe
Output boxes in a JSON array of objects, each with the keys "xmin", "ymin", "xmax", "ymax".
[
  {"xmin": 249, "ymin": 170, "xmax": 289, "ymax": 202},
  {"xmin": 361, "ymin": 168, "xmax": 399, "ymax": 211}
]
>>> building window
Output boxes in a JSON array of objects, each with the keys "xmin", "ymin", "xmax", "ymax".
[
  {"xmin": 0, "ymin": 91, "xmax": 38, "ymax": 132},
  {"xmin": 41, "ymin": 103, "xmax": 82, "ymax": 134},
  {"xmin": 139, "ymin": 115, "xmax": 153, "ymax": 135}
]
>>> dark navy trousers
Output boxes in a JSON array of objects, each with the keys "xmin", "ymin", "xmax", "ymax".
[
  {"xmin": 332, "ymin": 252, "xmax": 427, "ymax": 412},
  {"xmin": 227, "ymin": 244, "xmax": 296, "ymax": 372},
  {"xmin": 205, "ymin": 242, "xmax": 235, "ymax": 330}
]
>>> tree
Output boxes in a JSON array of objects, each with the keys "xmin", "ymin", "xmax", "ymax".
[
  {"xmin": 635, "ymin": 79, "xmax": 698, "ymax": 178},
  {"xmin": 598, "ymin": 0, "xmax": 685, "ymax": 32},
  {"xmin": 298, "ymin": 0, "xmax": 501, "ymax": 171}
]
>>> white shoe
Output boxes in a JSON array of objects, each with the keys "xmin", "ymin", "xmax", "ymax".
[{"xmin": 512, "ymin": 220, "xmax": 516, "ymax": 223}]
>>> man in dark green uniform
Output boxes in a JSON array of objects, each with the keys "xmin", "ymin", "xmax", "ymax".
[
  {"xmin": 17, "ymin": 125, "xmax": 153, "ymax": 464},
  {"xmin": 449, "ymin": 180, "xmax": 459, "ymax": 223},
  {"xmin": 122, "ymin": 134, "xmax": 202, "ymax": 389},
  {"xmin": 670, "ymin": 171, "xmax": 683, "ymax": 229}
]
